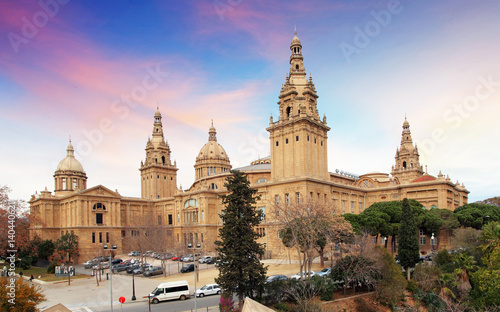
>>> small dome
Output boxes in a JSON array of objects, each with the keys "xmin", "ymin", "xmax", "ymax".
[
  {"xmin": 196, "ymin": 122, "xmax": 230, "ymax": 162},
  {"xmin": 291, "ymin": 30, "xmax": 301, "ymax": 45},
  {"xmin": 197, "ymin": 141, "xmax": 230, "ymax": 161},
  {"xmin": 56, "ymin": 140, "xmax": 85, "ymax": 173}
]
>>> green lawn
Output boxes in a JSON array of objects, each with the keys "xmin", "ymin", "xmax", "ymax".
[{"xmin": 13, "ymin": 266, "xmax": 89, "ymax": 282}]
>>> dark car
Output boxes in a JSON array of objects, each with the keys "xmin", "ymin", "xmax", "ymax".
[
  {"xmin": 126, "ymin": 264, "xmax": 140, "ymax": 274},
  {"xmin": 143, "ymin": 266, "xmax": 163, "ymax": 277},
  {"xmin": 207, "ymin": 257, "xmax": 219, "ymax": 264},
  {"xmin": 266, "ymin": 274, "xmax": 288, "ymax": 283},
  {"xmin": 180, "ymin": 264, "xmax": 195, "ymax": 273},
  {"xmin": 111, "ymin": 258, "xmax": 122, "ymax": 265},
  {"xmin": 111, "ymin": 263, "xmax": 128, "ymax": 273}
]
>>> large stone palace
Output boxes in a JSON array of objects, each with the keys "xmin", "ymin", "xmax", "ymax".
[{"xmin": 29, "ymin": 32, "xmax": 469, "ymax": 261}]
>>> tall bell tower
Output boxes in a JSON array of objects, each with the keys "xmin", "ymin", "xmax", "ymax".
[
  {"xmin": 391, "ymin": 117, "xmax": 424, "ymax": 184},
  {"xmin": 267, "ymin": 30, "xmax": 330, "ymax": 181},
  {"xmin": 140, "ymin": 108, "xmax": 178, "ymax": 199}
]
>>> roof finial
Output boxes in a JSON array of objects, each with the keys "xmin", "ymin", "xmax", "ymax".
[{"xmin": 294, "ymin": 25, "xmax": 297, "ymax": 36}]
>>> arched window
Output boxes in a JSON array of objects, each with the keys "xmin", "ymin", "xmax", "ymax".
[
  {"xmin": 92, "ymin": 203, "xmax": 106, "ymax": 210},
  {"xmin": 403, "ymin": 161, "xmax": 407, "ymax": 169},
  {"xmin": 162, "ymin": 156, "xmax": 165, "ymax": 164},
  {"xmin": 210, "ymin": 183, "xmax": 218, "ymax": 190},
  {"xmin": 184, "ymin": 199, "xmax": 199, "ymax": 208},
  {"xmin": 286, "ymin": 107, "xmax": 291, "ymax": 118}
]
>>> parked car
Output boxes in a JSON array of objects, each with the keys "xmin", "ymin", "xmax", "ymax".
[
  {"xmin": 111, "ymin": 263, "xmax": 129, "ymax": 273},
  {"xmin": 315, "ymin": 268, "xmax": 331, "ymax": 278},
  {"xmin": 195, "ymin": 284, "xmax": 221, "ymax": 297},
  {"xmin": 180, "ymin": 264, "xmax": 195, "ymax": 273},
  {"xmin": 132, "ymin": 267, "xmax": 144, "ymax": 275},
  {"xmin": 111, "ymin": 258, "xmax": 122, "ymax": 265},
  {"xmin": 198, "ymin": 256, "xmax": 212, "ymax": 264},
  {"xmin": 171, "ymin": 254, "xmax": 183, "ymax": 261},
  {"xmin": 266, "ymin": 274, "xmax": 288, "ymax": 283},
  {"xmin": 181, "ymin": 254, "xmax": 193, "ymax": 262},
  {"xmin": 128, "ymin": 251, "xmax": 140, "ymax": 257},
  {"xmin": 144, "ymin": 266, "xmax": 163, "ymax": 277},
  {"xmin": 207, "ymin": 257, "xmax": 219, "ymax": 264},
  {"xmin": 290, "ymin": 271, "xmax": 316, "ymax": 280},
  {"xmin": 93, "ymin": 256, "xmax": 105, "ymax": 262},
  {"xmin": 126, "ymin": 264, "xmax": 140, "ymax": 274},
  {"xmin": 84, "ymin": 260, "xmax": 96, "ymax": 269}
]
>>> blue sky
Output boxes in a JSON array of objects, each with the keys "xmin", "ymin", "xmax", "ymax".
[{"xmin": 1, "ymin": 0, "xmax": 499, "ymax": 203}]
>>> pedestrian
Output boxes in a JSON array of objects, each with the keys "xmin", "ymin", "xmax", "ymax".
[
  {"xmin": 30, "ymin": 275, "xmax": 34, "ymax": 282},
  {"xmin": 19, "ymin": 271, "xmax": 23, "ymax": 279}
]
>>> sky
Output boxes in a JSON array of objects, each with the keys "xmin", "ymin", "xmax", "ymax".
[{"xmin": 1, "ymin": 0, "xmax": 499, "ymax": 204}]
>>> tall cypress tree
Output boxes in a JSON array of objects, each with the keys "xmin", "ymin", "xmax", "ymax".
[
  {"xmin": 215, "ymin": 170, "xmax": 267, "ymax": 309},
  {"xmin": 398, "ymin": 198, "xmax": 420, "ymax": 280}
]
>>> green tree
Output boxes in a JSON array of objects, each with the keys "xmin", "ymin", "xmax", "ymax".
[
  {"xmin": 478, "ymin": 221, "xmax": 500, "ymax": 262},
  {"xmin": 55, "ymin": 232, "xmax": 79, "ymax": 262},
  {"xmin": 398, "ymin": 198, "xmax": 420, "ymax": 280},
  {"xmin": 37, "ymin": 239, "xmax": 55, "ymax": 260},
  {"xmin": 374, "ymin": 246, "xmax": 407, "ymax": 306},
  {"xmin": 215, "ymin": 170, "xmax": 267, "ymax": 309},
  {"xmin": 454, "ymin": 203, "xmax": 500, "ymax": 229},
  {"xmin": 0, "ymin": 277, "xmax": 45, "ymax": 311}
]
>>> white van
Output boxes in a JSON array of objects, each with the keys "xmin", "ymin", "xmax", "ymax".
[{"xmin": 150, "ymin": 280, "xmax": 190, "ymax": 303}]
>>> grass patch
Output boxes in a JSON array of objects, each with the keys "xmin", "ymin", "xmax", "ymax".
[{"xmin": 14, "ymin": 266, "xmax": 89, "ymax": 282}]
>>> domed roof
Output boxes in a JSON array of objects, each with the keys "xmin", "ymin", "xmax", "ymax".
[
  {"xmin": 196, "ymin": 122, "xmax": 230, "ymax": 162},
  {"xmin": 56, "ymin": 140, "xmax": 85, "ymax": 173},
  {"xmin": 412, "ymin": 174, "xmax": 436, "ymax": 183},
  {"xmin": 291, "ymin": 29, "xmax": 301, "ymax": 45}
]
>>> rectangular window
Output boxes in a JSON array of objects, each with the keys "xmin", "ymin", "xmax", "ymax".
[
  {"xmin": 359, "ymin": 202, "xmax": 363, "ymax": 211},
  {"xmin": 92, "ymin": 232, "xmax": 95, "ymax": 243},
  {"xmin": 168, "ymin": 214, "xmax": 173, "ymax": 225},
  {"xmin": 296, "ymin": 192, "xmax": 300, "ymax": 203},
  {"xmin": 202, "ymin": 211, "xmax": 204, "ymax": 222},
  {"xmin": 99, "ymin": 232, "xmax": 102, "ymax": 243},
  {"xmin": 351, "ymin": 201, "xmax": 354, "ymax": 213},
  {"xmin": 258, "ymin": 207, "xmax": 265, "ymax": 221},
  {"xmin": 275, "ymin": 195, "xmax": 279, "ymax": 205},
  {"xmin": 96, "ymin": 213, "xmax": 103, "ymax": 225},
  {"xmin": 285, "ymin": 194, "xmax": 289, "ymax": 205},
  {"xmin": 296, "ymin": 136, "xmax": 299, "ymax": 141},
  {"xmin": 106, "ymin": 232, "xmax": 109, "ymax": 243},
  {"xmin": 419, "ymin": 236, "xmax": 426, "ymax": 245},
  {"xmin": 62, "ymin": 178, "xmax": 66, "ymax": 190},
  {"xmin": 121, "ymin": 230, "xmax": 125, "ymax": 238},
  {"xmin": 73, "ymin": 179, "xmax": 77, "ymax": 190},
  {"xmin": 286, "ymin": 138, "xmax": 289, "ymax": 144},
  {"xmin": 276, "ymin": 141, "xmax": 279, "ymax": 146}
]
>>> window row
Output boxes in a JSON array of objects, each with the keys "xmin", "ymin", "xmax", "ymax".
[
  {"xmin": 92, "ymin": 232, "xmax": 109, "ymax": 244},
  {"xmin": 275, "ymin": 135, "xmax": 324, "ymax": 146}
]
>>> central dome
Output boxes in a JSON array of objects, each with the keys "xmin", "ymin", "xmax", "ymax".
[
  {"xmin": 194, "ymin": 122, "xmax": 231, "ymax": 180},
  {"xmin": 196, "ymin": 123, "xmax": 229, "ymax": 161},
  {"xmin": 56, "ymin": 140, "xmax": 85, "ymax": 173}
]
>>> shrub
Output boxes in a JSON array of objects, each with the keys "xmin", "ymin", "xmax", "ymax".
[
  {"xmin": 219, "ymin": 293, "xmax": 235, "ymax": 312},
  {"xmin": 406, "ymin": 280, "xmax": 418, "ymax": 293},
  {"xmin": 47, "ymin": 262, "xmax": 57, "ymax": 274},
  {"xmin": 274, "ymin": 302, "xmax": 290, "ymax": 312}
]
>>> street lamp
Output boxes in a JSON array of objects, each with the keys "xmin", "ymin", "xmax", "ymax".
[
  {"xmin": 103, "ymin": 244, "xmax": 117, "ymax": 312},
  {"xmin": 431, "ymin": 233, "xmax": 435, "ymax": 253},
  {"xmin": 131, "ymin": 271, "xmax": 136, "ymax": 301},
  {"xmin": 188, "ymin": 242, "xmax": 201, "ymax": 312}
]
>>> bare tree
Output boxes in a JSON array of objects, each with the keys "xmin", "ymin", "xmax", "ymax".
[{"xmin": 275, "ymin": 199, "xmax": 353, "ymax": 280}]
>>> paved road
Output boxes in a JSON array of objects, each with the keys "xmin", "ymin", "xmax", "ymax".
[{"xmin": 90, "ymin": 295, "xmax": 220, "ymax": 312}]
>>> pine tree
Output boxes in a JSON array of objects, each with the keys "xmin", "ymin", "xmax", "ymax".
[
  {"xmin": 215, "ymin": 170, "xmax": 267, "ymax": 310},
  {"xmin": 398, "ymin": 198, "xmax": 420, "ymax": 280}
]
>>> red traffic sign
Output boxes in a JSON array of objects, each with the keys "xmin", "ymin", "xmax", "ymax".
[{"xmin": 119, "ymin": 296, "xmax": 125, "ymax": 304}]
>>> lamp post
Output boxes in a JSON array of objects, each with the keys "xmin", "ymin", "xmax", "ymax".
[
  {"xmin": 431, "ymin": 233, "xmax": 435, "ymax": 253},
  {"xmin": 131, "ymin": 271, "xmax": 136, "ymax": 301},
  {"xmin": 188, "ymin": 242, "xmax": 201, "ymax": 312},
  {"xmin": 103, "ymin": 244, "xmax": 117, "ymax": 312}
]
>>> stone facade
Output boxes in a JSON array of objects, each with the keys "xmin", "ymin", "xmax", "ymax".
[{"xmin": 29, "ymin": 32, "xmax": 469, "ymax": 261}]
